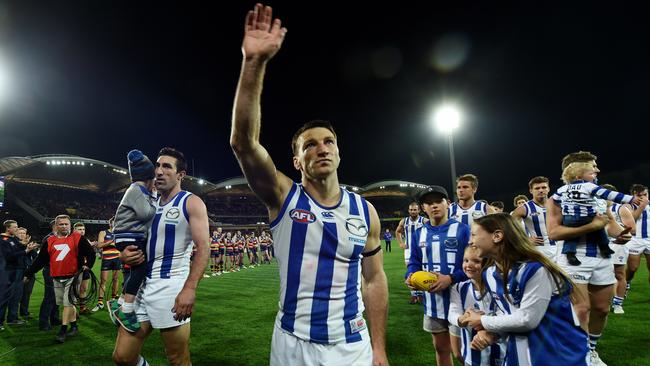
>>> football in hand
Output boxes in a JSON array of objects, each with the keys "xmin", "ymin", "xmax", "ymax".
[{"xmin": 410, "ymin": 271, "xmax": 438, "ymax": 291}]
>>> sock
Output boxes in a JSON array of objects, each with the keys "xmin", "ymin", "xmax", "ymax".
[
  {"xmin": 97, "ymin": 297, "xmax": 104, "ymax": 305},
  {"xmin": 588, "ymin": 333, "xmax": 601, "ymax": 350},
  {"xmin": 60, "ymin": 325, "xmax": 68, "ymax": 334},
  {"xmin": 612, "ymin": 296, "xmax": 624, "ymax": 306},
  {"xmin": 136, "ymin": 356, "xmax": 148, "ymax": 366},
  {"xmin": 118, "ymin": 297, "xmax": 125, "ymax": 305},
  {"xmin": 122, "ymin": 302, "xmax": 135, "ymax": 313},
  {"xmin": 71, "ymin": 321, "xmax": 77, "ymax": 329}
]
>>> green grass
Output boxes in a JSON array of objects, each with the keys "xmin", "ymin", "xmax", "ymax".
[{"xmin": 1, "ymin": 244, "xmax": 650, "ymax": 365}]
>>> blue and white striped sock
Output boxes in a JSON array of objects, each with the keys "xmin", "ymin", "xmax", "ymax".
[
  {"xmin": 612, "ymin": 296, "xmax": 624, "ymax": 306},
  {"xmin": 136, "ymin": 356, "xmax": 148, "ymax": 366},
  {"xmin": 588, "ymin": 333, "xmax": 602, "ymax": 350}
]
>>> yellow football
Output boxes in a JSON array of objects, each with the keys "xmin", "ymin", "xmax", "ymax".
[{"xmin": 410, "ymin": 271, "xmax": 438, "ymax": 291}]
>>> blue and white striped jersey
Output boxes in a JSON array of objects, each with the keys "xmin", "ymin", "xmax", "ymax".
[
  {"xmin": 483, "ymin": 262, "xmax": 588, "ymax": 366},
  {"xmin": 450, "ymin": 280, "xmax": 505, "ymax": 366},
  {"xmin": 522, "ymin": 201, "xmax": 555, "ymax": 247},
  {"xmin": 146, "ymin": 191, "xmax": 194, "ymax": 280},
  {"xmin": 270, "ymin": 183, "xmax": 371, "ymax": 344},
  {"xmin": 403, "ymin": 216, "xmax": 425, "ymax": 249},
  {"xmin": 406, "ymin": 219, "xmax": 470, "ymax": 320},
  {"xmin": 632, "ymin": 204, "xmax": 650, "ymax": 239},
  {"xmin": 552, "ymin": 180, "xmax": 633, "ymax": 217},
  {"xmin": 449, "ymin": 201, "xmax": 488, "ymax": 226}
]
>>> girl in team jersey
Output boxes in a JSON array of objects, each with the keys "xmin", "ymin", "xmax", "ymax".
[
  {"xmin": 463, "ymin": 213, "xmax": 588, "ymax": 366},
  {"xmin": 448, "ymin": 246, "xmax": 506, "ymax": 366}
]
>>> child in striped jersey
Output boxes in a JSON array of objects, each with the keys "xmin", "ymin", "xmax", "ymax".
[
  {"xmin": 449, "ymin": 246, "xmax": 505, "ymax": 366},
  {"xmin": 553, "ymin": 162, "xmax": 639, "ymax": 265}
]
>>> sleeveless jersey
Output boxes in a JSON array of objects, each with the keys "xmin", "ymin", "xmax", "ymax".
[
  {"xmin": 633, "ymin": 204, "xmax": 650, "ymax": 239},
  {"xmin": 449, "ymin": 201, "xmax": 488, "ymax": 226},
  {"xmin": 403, "ymin": 216, "xmax": 425, "ymax": 249},
  {"xmin": 146, "ymin": 191, "xmax": 193, "ymax": 279},
  {"xmin": 101, "ymin": 230, "xmax": 120, "ymax": 260},
  {"xmin": 522, "ymin": 200, "xmax": 555, "ymax": 247},
  {"xmin": 270, "ymin": 183, "xmax": 371, "ymax": 344}
]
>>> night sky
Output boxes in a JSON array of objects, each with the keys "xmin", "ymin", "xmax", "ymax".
[{"xmin": 1, "ymin": 1, "xmax": 649, "ymax": 203}]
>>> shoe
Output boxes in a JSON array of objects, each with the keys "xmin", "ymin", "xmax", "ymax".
[
  {"xmin": 203, "ymin": 274, "xmax": 210, "ymax": 278},
  {"xmin": 217, "ymin": 272, "xmax": 222, "ymax": 276},
  {"xmin": 409, "ymin": 296, "xmax": 418, "ymax": 305},
  {"xmin": 107, "ymin": 300, "xmax": 120, "ymax": 326},
  {"xmin": 7, "ymin": 319, "xmax": 26, "ymax": 325},
  {"xmin": 39, "ymin": 325, "xmax": 52, "ymax": 331},
  {"xmin": 589, "ymin": 350, "xmax": 607, "ymax": 366},
  {"xmin": 566, "ymin": 253, "xmax": 582, "ymax": 266},
  {"xmin": 612, "ymin": 305, "xmax": 625, "ymax": 314},
  {"xmin": 55, "ymin": 332, "xmax": 66, "ymax": 343},
  {"xmin": 113, "ymin": 307, "xmax": 141, "ymax": 333},
  {"xmin": 91, "ymin": 303, "xmax": 105, "ymax": 313},
  {"xmin": 66, "ymin": 327, "xmax": 78, "ymax": 337},
  {"xmin": 211, "ymin": 273, "xmax": 217, "ymax": 277}
]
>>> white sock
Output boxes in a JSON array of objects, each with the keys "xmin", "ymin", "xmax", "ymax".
[
  {"xmin": 121, "ymin": 302, "xmax": 135, "ymax": 313},
  {"xmin": 135, "ymin": 356, "xmax": 148, "ymax": 366},
  {"xmin": 117, "ymin": 296, "xmax": 124, "ymax": 305}
]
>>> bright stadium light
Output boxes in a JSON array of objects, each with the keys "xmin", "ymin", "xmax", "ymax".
[
  {"xmin": 198, "ymin": 179, "xmax": 205, "ymax": 185},
  {"xmin": 432, "ymin": 104, "xmax": 463, "ymax": 198}
]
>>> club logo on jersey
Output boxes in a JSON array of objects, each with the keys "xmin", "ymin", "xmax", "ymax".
[
  {"xmin": 444, "ymin": 238, "xmax": 458, "ymax": 248},
  {"xmin": 345, "ymin": 217, "xmax": 368, "ymax": 237},
  {"xmin": 166, "ymin": 208, "xmax": 180, "ymax": 220},
  {"xmin": 290, "ymin": 209, "xmax": 316, "ymax": 224}
]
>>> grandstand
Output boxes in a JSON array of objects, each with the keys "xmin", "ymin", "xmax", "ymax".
[{"xmin": 0, "ymin": 154, "xmax": 431, "ymax": 237}]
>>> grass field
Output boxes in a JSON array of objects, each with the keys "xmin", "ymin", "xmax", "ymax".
[{"xmin": 1, "ymin": 243, "xmax": 650, "ymax": 365}]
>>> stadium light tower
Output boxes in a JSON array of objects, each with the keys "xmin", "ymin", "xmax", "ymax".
[{"xmin": 433, "ymin": 105, "xmax": 461, "ymax": 198}]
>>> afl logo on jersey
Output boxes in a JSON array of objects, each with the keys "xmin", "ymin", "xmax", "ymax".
[
  {"xmin": 345, "ymin": 218, "xmax": 368, "ymax": 237},
  {"xmin": 166, "ymin": 208, "xmax": 181, "ymax": 220},
  {"xmin": 290, "ymin": 209, "xmax": 316, "ymax": 224}
]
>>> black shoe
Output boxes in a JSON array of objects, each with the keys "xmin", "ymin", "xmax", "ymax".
[
  {"xmin": 567, "ymin": 253, "xmax": 582, "ymax": 266},
  {"xmin": 66, "ymin": 327, "xmax": 78, "ymax": 337},
  {"xmin": 55, "ymin": 332, "xmax": 66, "ymax": 343},
  {"xmin": 7, "ymin": 319, "xmax": 26, "ymax": 325}
]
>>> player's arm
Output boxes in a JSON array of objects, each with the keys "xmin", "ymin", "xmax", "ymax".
[
  {"xmin": 546, "ymin": 199, "xmax": 608, "ymax": 240},
  {"xmin": 395, "ymin": 218, "xmax": 406, "ymax": 249},
  {"xmin": 96, "ymin": 230, "xmax": 109, "ymax": 248},
  {"xmin": 485, "ymin": 204, "xmax": 496, "ymax": 215},
  {"xmin": 360, "ymin": 202, "xmax": 389, "ymax": 366},
  {"xmin": 510, "ymin": 204, "xmax": 526, "ymax": 220},
  {"xmin": 631, "ymin": 197, "xmax": 649, "ymax": 221},
  {"xmin": 230, "ymin": 4, "xmax": 291, "ymax": 217},
  {"xmin": 619, "ymin": 204, "xmax": 636, "ymax": 236},
  {"xmin": 173, "ymin": 195, "xmax": 210, "ymax": 321}
]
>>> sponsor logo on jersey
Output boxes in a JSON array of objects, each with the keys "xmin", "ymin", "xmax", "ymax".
[
  {"xmin": 472, "ymin": 211, "xmax": 485, "ymax": 219},
  {"xmin": 290, "ymin": 209, "xmax": 316, "ymax": 224},
  {"xmin": 345, "ymin": 217, "xmax": 368, "ymax": 237},
  {"xmin": 321, "ymin": 211, "xmax": 335, "ymax": 219}
]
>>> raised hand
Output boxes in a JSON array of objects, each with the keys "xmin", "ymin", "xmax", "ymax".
[{"xmin": 242, "ymin": 3, "xmax": 287, "ymax": 61}]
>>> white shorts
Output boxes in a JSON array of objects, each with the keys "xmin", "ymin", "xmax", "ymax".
[
  {"xmin": 626, "ymin": 237, "xmax": 650, "ymax": 256},
  {"xmin": 135, "ymin": 278, "xmax": 190, "ymax": 329},
  {"xmin": 270, "ymin": 325, "xmax": 372, "ymax": 366},
  {"xmin": 536, "ymin": 245, "xmax": 558, "ymax": 260},
  {"xmin": 423, "ymin": 315, "xmax": 449, "ymax": 334},
  {"xmin": 609, "ymin": 242, "xmax": 629, "ymax": 266},
  {"xmin": 556, "ymin": 255, "xmax": 615, "ymax": 285}
]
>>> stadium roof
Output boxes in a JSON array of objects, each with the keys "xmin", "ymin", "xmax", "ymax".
[
  {"xmin": 361, "ymin": 180, "xmax": 429, "ymax": 198},
  {"xmin": 0, "ymin": 154, "xmax": 218, "ymax": 194}
]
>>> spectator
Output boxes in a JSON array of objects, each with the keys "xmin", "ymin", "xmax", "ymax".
[
  {"xmin": 17, "ymin": 227, "xmax": 38, "ymax": 321},
  {"xmin": 38, "ymin": 220, "xmax": 61, "ymax": 331}
]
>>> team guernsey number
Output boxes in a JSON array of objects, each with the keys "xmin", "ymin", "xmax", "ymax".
[
  {"xmin": 53, "ymin": 243, "xmax": 70, "ymax": 261},
  {"xmin": 289, "ymin": 209, "xmax": 316, "ymax": 223}
]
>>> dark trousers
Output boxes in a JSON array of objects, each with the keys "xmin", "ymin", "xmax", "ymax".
[
  {"xmin": 39, "ymin": 266, "xmax": 60, "ymax": 328},
  {"xmin": 116, "ymin": 239, "xmax": 146, "ymax": 296},
  {"xmin": 385, "ymin": 240, "xmax": 392, "ymax": 252},
  {"xmin": 20, "ymin": 276, "xmax": 35, "ymax": 317},
  {"xmin": 0, "ymin": 268, "xmax": 24, "ymax": 322}
]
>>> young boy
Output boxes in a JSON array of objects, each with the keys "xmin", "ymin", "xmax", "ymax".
[
  {"xmin": 552, "ymin": 162, "xmax": 639, "ymax": 265},
  {"xmin": 111, "ymin": 149, "xmax": 156, "ymax": 332}
]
